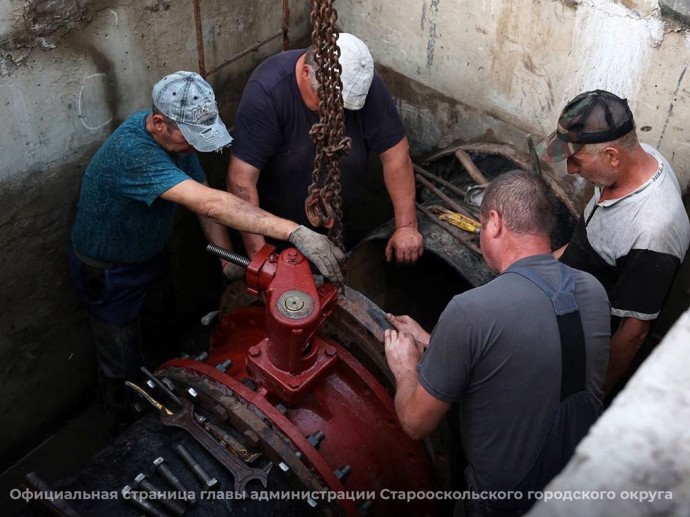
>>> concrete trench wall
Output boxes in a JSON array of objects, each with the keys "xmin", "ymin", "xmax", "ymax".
[
  {"xmin": 1, "ymin": 0, "xmax": 690, "ymax": 502},
  {"xmin": 0, "ymin": 0, "xmax": 312, "ymax": 462},
  {"xmin": 338, "ymin": 0, "xmax": 690, "ymax": 206}
]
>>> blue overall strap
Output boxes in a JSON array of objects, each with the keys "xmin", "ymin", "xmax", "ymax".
[{"xmin": 507, "ymin": 263, "xmax": 586, "ymax": 400}]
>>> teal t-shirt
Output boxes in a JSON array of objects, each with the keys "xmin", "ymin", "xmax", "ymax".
[{"xmin": 71, "ymin": 111, "xmax": 206, "ymax": 263}]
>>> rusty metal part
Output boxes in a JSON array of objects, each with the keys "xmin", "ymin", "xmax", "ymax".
[
  {"xmin": 413, "ymin": 163, "xmax": 468, "ymax": 201},
  {"xmin": 305, "ymin": 0, "xmax": 350, "ymax": 248},
  {"xmin": 424, "ymin": 142, "xmax": 532, "ymax": 171},
  {"xmin": 417, "ymin": 203, "xmax": 482, "ymax": 255},
  {"xmin": 424, "ymin": 142, "xmax": 579, "ymax": 217},
  {"xmin": 153, "ymin": 457, "xmax": 196, "ymax": 503},
  {"xmin": 126, "ymin": 382, "xmax": 268, "ymax": 492},
  {"xmin": 455, "ymin": 149, "xmax": 490, "ymax": 185},
  {"xmin": 282, "ymin": 0, "xmax": 290, "ymax": 50},
  {"xmin": 156, "ymin": 368, "xmax": 340, "ymax": 514},
  {"xmin": 206, "ymin": 30, "xmax": 284, "ymax": 77},
  {"xmin": 121, "ymin": 485, "xmax": 169, "ymax": 517},
  {"xmin": 21, "ymin": 472, "xmax": 82, "ymax": 517},
  {"xmin": 527, "ymin": 134, "xmax": 543, "ymax": 177},
  {"xmin": 195, "ymin": 414, "xmax": 262, "ymax": 463},
  {"xmin": 415, "ymin": 173, "xmax": 475, "ymax": 218},
  {"xmin": 134, "ymin": 473, "xmax": 186, "ymax": 516},
  {"xmin": 192, "ymin": 0, "xmax": 205, "ymax": 77},
  {"xmin": 165, "ymin": 401, "xmax": 268, "ymax": 491},
  {"xmin": 193, "ymin": 0, "xmax": 290, "ymax": 79}
]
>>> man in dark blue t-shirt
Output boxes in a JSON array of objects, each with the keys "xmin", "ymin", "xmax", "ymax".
[
  {"xmin": 69, "ymin": 71, "xmax": 344, "ymax": 431},
  {"xmin": 228, "ymin": 33, "xmax": 424, "ymax": 263}
]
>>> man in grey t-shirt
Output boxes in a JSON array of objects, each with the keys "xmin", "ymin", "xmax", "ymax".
[
  {"xmin": 385, "ymin": 171, "xmax": 610, "ymax": 515},
  {"xmin": 538, "ymin": 89, "xmax": 690, "ymax": 394}
]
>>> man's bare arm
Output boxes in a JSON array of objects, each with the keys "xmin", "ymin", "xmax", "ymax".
[
  {"xmin": 384, "ymin": 329, "xmax": 449, "ymax": 440},
  {"xmin": 227, "ymin": 155, "xmax": 267, "ymax": 258},
  {"xmin": 161, "ymin": 179, "xmax": 297, "ymax": 240},
  {"xmin": 604, "ymin": 317, "xmax": 650, "ymax": 394},
  {"xmin": 380, "ymin": 136, "xmax": 424, "ymax": 264}
]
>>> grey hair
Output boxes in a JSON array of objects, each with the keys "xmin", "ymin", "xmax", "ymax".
[
  {"xmin": 480, "ymin": 170, "xmax": 557, "ymax": 236},
  {"xmin": 304, "ymin": 47, "xmax": 320, "ymax": 91},
  {"xmin": 583, "ymin": 129, "xmax": 638, "ymax": 155},
  {"xmin": 151, "ymin": 104, "xmax": 178, "ymax": 128}
]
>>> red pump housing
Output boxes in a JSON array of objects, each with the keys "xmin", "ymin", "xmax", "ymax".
[{"xmin": 157, "ymin": 246, "xmax": 439, "ymax": 515}]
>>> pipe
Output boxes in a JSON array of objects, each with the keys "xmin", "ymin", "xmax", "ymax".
[
  {"xmin": 193, "ymin": 0, "xmax": 290, "ymax": 79},
  {"xmin": 415, "ymin": 173, "xmax": 475, "ymax": 219},
  {"xmin": 282, "ymin": 0, "xmax": 290, "ymax": 50},
  {"xmin": 206, "ymin": 30, "xmax": 283, "ymax": 77},
  {"xmin": 193, "ymin": 0, "xmax": 206, "ymax": 77},
  {"xmin": 455, "ymin": 149, "xmax": 490, "ymax": 185}
]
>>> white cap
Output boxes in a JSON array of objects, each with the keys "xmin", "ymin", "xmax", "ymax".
[
  {"xmin": 337, "ymin": 33, "xmax": 374, "ymax": 110},
  {"xmin": 152, "ymin": 71, "xmax": 232, "ymax": 152}
]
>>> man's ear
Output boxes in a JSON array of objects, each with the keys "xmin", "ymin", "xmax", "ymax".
[
  {"xmin": 150, "ymin": 113, "xmax": 167, "ymax": 131},
  {"xmin": 301, "ymin": 63, "xmax": 312, "ymax": 83},
  {"xmin": 604, "ymin": 146, "xmax": 621, "ymax": 167},
  {"xmin": 487, "ymin": 209, "xmax": 502, "ymax": 238}
]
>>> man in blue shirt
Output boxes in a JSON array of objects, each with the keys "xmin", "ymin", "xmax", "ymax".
[{"xmin": 70, "ymin": 71, "xmax": 344, "ymax": 430}]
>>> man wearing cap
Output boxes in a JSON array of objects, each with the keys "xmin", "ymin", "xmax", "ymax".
[
  {"xmin": 227, "ymin": 33, "xmax": 423, "ymax": 264},
  {"xmin": 539, "ymin": 89, "xmax": 690, "ymax": 393},
  {"xmin": 69, "ymin": 71, "xmax": 344, "ymax": 429}
]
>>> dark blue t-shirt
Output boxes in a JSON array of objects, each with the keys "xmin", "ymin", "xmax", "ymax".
[
  {"xmin": 71, "ymin": 111, "xmax": 206, "ymax": 263},
  {"xmin": 231, "ymin": 49, "xmax": 406, "ymax": 240}
]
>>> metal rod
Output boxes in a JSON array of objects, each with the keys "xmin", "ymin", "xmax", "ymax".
[
  {"xmin": 206, "ymin": 30, "xmax": 283, "ymax": 77},
  {"xmin": 413, "ymin": 164, "xmax": 480, "ymax": 217},
  {"xmin": 416, "ymin": 203, "xmax": 482, "ymax": 255},
  {"xmin": 282, "ymin": 0, "xmax": 290, "ymax": 50},
  {"xmin": 413, "ymin": 164, "xmax": 467, "ymax": 199},
  {"xmin": 205, "ymin": 243, "xmax": 250, "ymax": 268},
  {"xmin": 527, "ymin": 134, "xmax": 543, "ymax": 177},
  {"xmin": 455, "ymin": 149, "xmax": 489, "ymax": 185},
  {"xmin": 140, "ymin": 366, "xmax": 183, "ymax": 407},
  {"xmin": 415, "ymin": 173, "xmax": 475, "ymax": 219},
  {"xmin": 193, "ymin": 0, "xmax": 206, "ymax": 77}
]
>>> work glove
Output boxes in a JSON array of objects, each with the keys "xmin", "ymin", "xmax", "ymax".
[
  {"xmin": 223, "ymin": 261, "xmax": 246, "ymax": 281},
  {"xmin": 288, "ymin": 226, "xmax": 345, "ymax": 282}
]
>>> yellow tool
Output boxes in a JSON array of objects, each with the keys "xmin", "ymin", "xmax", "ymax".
[{"xmin": 430, "ymin": 205, "xmax": 481, "ymax": 234}]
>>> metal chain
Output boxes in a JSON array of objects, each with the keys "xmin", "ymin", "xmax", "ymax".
[{"xmin": 305, "ymin": 0, "xmax": 351, "ymax": 251}]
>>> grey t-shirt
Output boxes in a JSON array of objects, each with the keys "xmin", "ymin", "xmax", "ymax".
[{"xmin": 418, "ymin": 254, "xmax": 610, "ymax": 492}]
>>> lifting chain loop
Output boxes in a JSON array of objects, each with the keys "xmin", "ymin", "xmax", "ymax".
[{"xmin": 304, "ymin": 0, "xmax": 351, "ymax": 250}]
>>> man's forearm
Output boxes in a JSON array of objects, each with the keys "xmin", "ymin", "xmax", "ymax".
[
  {"xmin": 604, "ymin": 317, "xmax": 651, "ymax": 393},
  {"xmin": 384, "ymin": 161, "xmax": 418, "ymax": 229},
  {"xmin": 381, "ymin": 138, "xmax": 418, "ymax": 229},
  {"xmin": 228, "ymin": 167, "xmax": 267, "ymax": 257},
  {"xmin": 393, "ymin": 369, "xmax": 421, "ymax": 433},
  {"xmin": 198, "ymin": 215, "xmax": 234, "ymax": 264}
]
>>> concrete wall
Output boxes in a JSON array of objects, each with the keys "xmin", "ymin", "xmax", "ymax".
[
  {"xmin": 338, "ymin": 0, "xmax": 690, "ymax": 200},
  {"xmin": 0, "ymin": 0, "xmax": 311, "ymax": 461}
]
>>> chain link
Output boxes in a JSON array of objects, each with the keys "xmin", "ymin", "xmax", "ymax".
[{"xmin": 304, "ymin": 0, "xmax": 351, "ymax": 251}]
